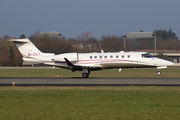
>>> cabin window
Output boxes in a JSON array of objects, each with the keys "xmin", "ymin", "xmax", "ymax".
[
  {"xmin": 128, "ymin": 55, "xmax": 130, "ymax": 58},
  {"xmin": 122, "ymin": 55, "xmax": 124, "ymax": 58},
  {"xmin": 104, "ymin": 56, "xmax": 107, "ymax": 59},
  {"xmin": 142, "ymin": 54, "xmax": 154, "ymax": 58},
  {"xmin": 116, "ymin": 55, "xmax": 119, "ymax": 58},
  {"xmin": 90, "ymin": 56, "xmax": 92, "ymax": 59},
  {"xmin": 100, "ymin": 56, "xmax": 102, "ymax": 59},
  {"xmin": 110, "ymin": 56, "xmax": 113, "ymax": 58},
  {"xmin": 94, "ymin": 56, "xmax": 97, "ymax": 59}
]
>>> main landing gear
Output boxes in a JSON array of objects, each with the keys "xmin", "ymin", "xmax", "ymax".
[
  {"xmin": 157, "ymin": 70, "xmax": 161, "ymax": 76},
  {"xmin": 82, "ymin": 68, "xmax": 90, "ymax": 78},
  {"xmin": 82, "ymin": 73, "xmax": 89, "ymax": 78}
]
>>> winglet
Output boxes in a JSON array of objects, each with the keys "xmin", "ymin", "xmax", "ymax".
[{"xmin": 64, "ymin": 58, "xmax": 74, "ymax": 66}]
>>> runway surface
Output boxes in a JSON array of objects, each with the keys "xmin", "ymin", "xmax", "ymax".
[{"xmin": 0, "ymin": 77, "xmax": 180, "ymax": 86}]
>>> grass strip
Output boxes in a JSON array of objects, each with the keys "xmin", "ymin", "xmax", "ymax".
[
  {"xmin": 0, "ymin": 68, "xmax": 179, "ymax": 77},
  {"xmin": 0, "ymin": 86, "xmax": 180, "ymax": 120}
]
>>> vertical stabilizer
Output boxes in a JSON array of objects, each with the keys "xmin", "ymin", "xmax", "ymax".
[{"xmin": 9, "ymin": 38, "xmax": 54, "ymax": 58}]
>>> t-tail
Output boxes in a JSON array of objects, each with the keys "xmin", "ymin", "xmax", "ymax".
[{"xmin": 9, "ymin": 38, "xmax": 54, "ymax": 65}]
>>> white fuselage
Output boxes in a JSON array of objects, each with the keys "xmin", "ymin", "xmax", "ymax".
[{"xmin": 40, "ymin": 51, "xmax": 174, "ymax": 70}]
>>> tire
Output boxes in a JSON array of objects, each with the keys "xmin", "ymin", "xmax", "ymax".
[
  {"xmin": 82, "ymin": 73, "xmax": 89, "ymax": 78},
  {"xmin": 157, "ymin": 71, "xmax": 161, "ymax": 76}
]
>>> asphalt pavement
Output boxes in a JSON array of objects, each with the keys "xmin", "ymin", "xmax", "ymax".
[{"xmin": 0, "ymin": 77, "xmax": 180, "ymax": 86}]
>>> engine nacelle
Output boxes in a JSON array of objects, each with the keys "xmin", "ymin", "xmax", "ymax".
[{"xmin": 54, "ymin": 53, "xmax": 78, "ymax": 62}]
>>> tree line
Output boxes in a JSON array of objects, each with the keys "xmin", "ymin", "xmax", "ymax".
[{"xmin": 0, "ymin": 29, "xmax": 180, "ymax": 66}]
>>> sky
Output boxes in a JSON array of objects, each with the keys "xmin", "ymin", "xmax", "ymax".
[{"xmin": 1, "ymin": 0, "xmax": 180, "ymax": 39}]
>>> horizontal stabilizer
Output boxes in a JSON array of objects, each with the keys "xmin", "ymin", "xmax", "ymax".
[{"xmin": 8, "ymin": 39, "xmax": 28, "ymax": 43}]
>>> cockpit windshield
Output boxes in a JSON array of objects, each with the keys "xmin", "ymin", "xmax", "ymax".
[{"xmin": 142, "ymin": 53, "xmax": 154, "ymax": 58}]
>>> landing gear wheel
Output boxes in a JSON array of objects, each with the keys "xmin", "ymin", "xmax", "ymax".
[
  {"xmin": 82, "ymin": 73, "xmax": 89, "ymax": 78},
  {"xmin": 157, "ymin": 71, "xmax": 161, "ymax": 76}
]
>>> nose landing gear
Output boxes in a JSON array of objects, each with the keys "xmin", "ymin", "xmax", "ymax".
[{"xmin": 157, "ymin": 70, "xmax": 161, "ymax": 76}]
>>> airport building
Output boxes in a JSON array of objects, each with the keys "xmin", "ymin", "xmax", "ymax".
[{"xmin": 38, "ymin": 32, "xmax": 61, "ymax": 39}]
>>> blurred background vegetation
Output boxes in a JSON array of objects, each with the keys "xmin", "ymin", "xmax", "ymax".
[{"xmin": 0, "ymin": 29, "xmax": 179, "ymax": 66}]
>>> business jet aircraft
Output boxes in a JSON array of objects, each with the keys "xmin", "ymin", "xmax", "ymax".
[{"xmin": 9, "ymin": 38, "xmax": 174, "ymax": 78}]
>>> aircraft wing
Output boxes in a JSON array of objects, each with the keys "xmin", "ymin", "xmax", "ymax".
[{"xmin": 64, "ymin": 58, "xmax": 102, "ymax": 72}]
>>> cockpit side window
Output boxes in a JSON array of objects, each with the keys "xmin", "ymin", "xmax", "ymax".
[{"xmin": 142, "ymin": 54, "xmax": 154, "ymax": 58}]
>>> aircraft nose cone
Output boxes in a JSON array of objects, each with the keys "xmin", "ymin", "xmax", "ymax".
[
  {"xmin": 168, "ymin": 61, "xmax": 174, "ymax": 66},
  {"xmin": 164, "ymin": 60, "xmax": 174, "ymax": 66},
  {"xmin": 155, "ymin": 58, "xmax": 174, "ymax": 66}
]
